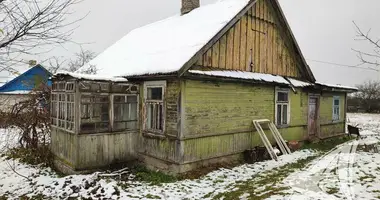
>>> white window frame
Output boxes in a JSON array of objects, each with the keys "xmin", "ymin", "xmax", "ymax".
[
  {"xmin": 111, "ymin": 94, "xmax": 139, "ymax": 131},
  {"xmin": 275, "ymin": 88, "xmax": 290, "ymax": 126},
  {"xmin": 143, "ymin": 81, "xmax": 166, "ymax": 134},
  {"xmin": 332, "ymin": 96, "xmax": 340, "ymax": 121},
  {"xmin": 51, "ymin": 82, "xmax": 75, "ymax": 133}
]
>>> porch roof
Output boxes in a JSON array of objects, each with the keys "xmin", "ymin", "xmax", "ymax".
[{"xmin": 53, "ymin": 71, "xmax": 128, "ymax": 82}]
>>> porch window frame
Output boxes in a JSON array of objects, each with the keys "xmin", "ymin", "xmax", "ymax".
[
  {"xmin": 111, "ymin": 93, "xmax": 139, "ymax": 132},
  {"xmin": 332, "ymin": 96, "xmax": 340, "ymax": 121},
  {"xmin": 79, "ymin": 92, "xmax": 111, "ymax": 134},
  {"xmin": 143, "ymin": 80, "xmax": 166, "ymax": 134},
  {"xmin": 275, "ymin": 88, "xmax": 290, "ymax": 127},
  {"xmin": 51, "ymin": 81, "xmax": 76, "ymax": 133}
]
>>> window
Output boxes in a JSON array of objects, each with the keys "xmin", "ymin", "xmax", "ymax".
[
  {"xmin": 80, "ymin": 95, "xmax": 110, "ymax": 133},
  {"xmin": 276, "ymin": 90, "xmax": 290, "ymax": 126},
  {"xmin": 144, "ymin": 81, "xmax": 165, "ymax": 133},
  {"xmin": 113, "ymin": 95, "xmax": 138, "ymax": 131},
  {"xmin": 333, "ymin": 96, "xmax": 340, "ymax": 121},
  {"xmin": 51, "ymin": 82, "xmax": 75, "ymax": 132}
]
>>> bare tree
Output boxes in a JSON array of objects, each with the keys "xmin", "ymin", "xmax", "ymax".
[
  {"xmin": 352, "ymin": 21, "xmax": 380, "ymax": 67},
  {"xmin": 354, "ymin": 80, "xmax": 380, "ymax": 113},
  {"xmin": 0, "ymin": 0, "xmax": 84, "ymax": 72},
  {"xmin": 47, "ymin": 48, "xmax": 97, "ymax": 74}
]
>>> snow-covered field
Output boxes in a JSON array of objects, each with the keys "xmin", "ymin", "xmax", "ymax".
[{"xmin": 0, "ymin": 113, "xmax": 379, "ymax": 199}]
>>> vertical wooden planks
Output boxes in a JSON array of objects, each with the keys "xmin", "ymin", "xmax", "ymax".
[
  {"xmin": 206, "ymin": 48, "xmax": 213, "ymax": 67},
  {"xmin": 219, "ymin": 34, "xmax": 227, "ymax": 69},
  {"xmin": 273, "ymin": 28, "xmax": 279, "ymax": 75},
  {"xmin": 212, "ymin": 41, "xmax": 220, "ymax": 67},
  {"xmin": 233, "ymin": 21, "xmax": 241, "ymax": 70},
  {"xmin": 267, "ymin": 4, "xmax": 273, "ymax": 74},
  {"xmin": 261, "ymin": 0, "xmax": 268, "ymax": 73},
  {"xmin": 240, "ymin": 14, "xmax": 248, "ymax": 71},
  {"xmin": 226, "ymin": 28, "xmax": 234, "ymax": 69},
  {"xmin": 254, "ymin": 3, "xmax": 260, "ymax": 72},
  {"xmin": 246, "ymin": 7, "xmax": 253, "ymax": 72}
]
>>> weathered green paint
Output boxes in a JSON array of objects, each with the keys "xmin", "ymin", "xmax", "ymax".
[
  {"xmin": 138, "ymin": 79, "xmax": 181, "ymax": 163},
  {"xmin": 183, "ymin": 80, "xmax": 275, "ymax": 136},
  {"xmin": 179, "ymin": 80, "xmax": 348, "ymax": 164}
]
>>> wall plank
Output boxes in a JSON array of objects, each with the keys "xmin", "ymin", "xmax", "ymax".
[
  {"xmin": 226, "ymin": 28, "xmax": 234, "ymax": 69},
  {"xmin": 240, "ymin": 15, "xmax": 248, "ymax": 71},
  {"xmin": 233, "ymin": 21, "xmax": 241, "ymax": 70}
]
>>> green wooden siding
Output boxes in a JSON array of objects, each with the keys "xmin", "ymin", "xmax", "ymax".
[{"xmin": 180, "ymin": 80, "xmax": 346, "ymax": 163}]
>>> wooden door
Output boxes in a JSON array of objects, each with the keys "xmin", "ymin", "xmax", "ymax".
[{"xmin": 308, "ymin": 96, "xmax": 319, "ymax": 136}]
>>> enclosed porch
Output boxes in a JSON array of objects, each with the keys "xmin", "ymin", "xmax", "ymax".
[{"xmin": 50, "ymin": 72, "xmax": 139, "ymax": 173}]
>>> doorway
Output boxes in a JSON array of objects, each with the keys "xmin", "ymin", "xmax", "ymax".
[{"xmin": 308, "ymin": 95, "xmax": 320, "ymax": 137}]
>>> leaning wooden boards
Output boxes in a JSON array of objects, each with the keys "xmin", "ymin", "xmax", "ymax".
[{"xmin": 252, "ymin": 119, "xmax": 291, "ymax": 161}]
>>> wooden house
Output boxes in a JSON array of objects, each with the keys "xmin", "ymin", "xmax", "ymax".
[{"xmin": 51, "ymin": 0, "xmax": 357, "ymax": 174}]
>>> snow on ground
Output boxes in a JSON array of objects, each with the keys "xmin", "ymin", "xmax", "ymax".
[
  {"xmin": 267, "ymin": 113, "xmax": 380, "ymax": 200},
  {"xmin": 1, "ymin": 113, "xmax": 380, "ymax": 199}
]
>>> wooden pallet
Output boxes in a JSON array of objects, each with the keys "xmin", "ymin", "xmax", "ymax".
[{"xmin": 252, "ymin": 119, "xmax": 291, "ymax": 161}]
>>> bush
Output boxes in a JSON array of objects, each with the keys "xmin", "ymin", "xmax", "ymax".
[{"xmin": 6, "ymin": 145, "xmax": 53, "ymax": 167}]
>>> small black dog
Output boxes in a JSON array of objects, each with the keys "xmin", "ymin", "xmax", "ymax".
[{"xmin": 347, "ymin": 125, "xmax": 361, "ymax": 140}]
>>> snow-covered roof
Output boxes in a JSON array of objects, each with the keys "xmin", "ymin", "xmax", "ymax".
[
  {"xmin": 77, "ymin": 0, "xmax": 250, "ymax": 77},
  {"xmin": 54, "ymin": 71, "xmax": 128, "ymax": 82},
  {"xmin": 316, "ymin": 82, "xmax": 358, "ymax": 91},
  {"xmin": 287, "ymin": 78, "xmax": 313, "ymax": 88},
  {"xmin": 188, "ymin": 70, "xmax": 290, "ymax": 85}
]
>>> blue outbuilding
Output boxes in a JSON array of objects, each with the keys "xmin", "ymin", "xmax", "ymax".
[{"xmin": 0, "ymin": 64, "xmax": 51, "ymax": 93}]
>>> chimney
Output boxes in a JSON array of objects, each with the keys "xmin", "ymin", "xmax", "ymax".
[{"xmin": 181, "ymin": 0, "xmax": 200, "ymax": 15}]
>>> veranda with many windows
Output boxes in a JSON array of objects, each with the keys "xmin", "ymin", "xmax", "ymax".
[{"xmin": 50, "ymin": 73, "xmax": 140, "ymax": 173}]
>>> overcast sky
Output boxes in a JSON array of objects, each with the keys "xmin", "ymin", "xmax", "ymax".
[{"xmin": 40, "ymin": 0, "xmax": 380, "ymax": 86}]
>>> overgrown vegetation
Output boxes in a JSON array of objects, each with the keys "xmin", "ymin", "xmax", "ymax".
[
  {"xmin": 117, "ymin": 165, "xmax": 177, "ymax": 186},
  {"xmin": 1, "ymin": 84, "xmax": 53, "ymax": 169},
  {"xmin": 5, "ymin": 146, "xmax": 53, "ymax": 167},
  {"xmin": 302, "ymin": 136, "xmax": 352, "ymax": 152}
]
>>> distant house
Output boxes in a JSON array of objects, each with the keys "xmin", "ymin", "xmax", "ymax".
[
  {"xmin": 51, "ymin": 0, "xmax": 357, "ymax": 174},
  {"xmin": 0, "ymin": 64, "xmax": 51, "ymax": 112}
]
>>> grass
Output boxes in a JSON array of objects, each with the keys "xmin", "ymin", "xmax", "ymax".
[
  {"xmin": 210, "ymin": 155, "xmax": 319, "ymax": 200},
  {"xmin": 326, "ymin": 187, "xmax": 339, "ymax": 194},
  {"xmin": 301, "ymin": 136, "xmax": 352, "ymax": 152},
  {"xmin": 5, "ymin": 146, "xmax": 53, "ymax": 168},
  {"xmin": 119, "ymin": 165, "xmax": 177, "ymax": 186}
]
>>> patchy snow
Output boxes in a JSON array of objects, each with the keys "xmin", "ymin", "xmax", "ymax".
[
  {"xmin": 0, "ymin": 90, "xmax": 31, "ymax": 95},
  {"xmin": 188, "ymin": 70, "xmax": 290, "ymax": 85},
  {"xmin": 266, "ymin": 113, "xmax": 380, "ymax": 200},
  {"xmin": 287, "ymin": 78, "xmax": 313, "ymax": 87},
  {"xmin": 0, "ymin": 128, "xmax": 317, "ymax": 199},
  {"xmin": 77, "ymin": 0, "xmax": 251, "ymax": 77},
  {"xmin": 54, "ymin": 71, "xmax": 128, "ymax": 82},
  {"xmin": 2, "ymin": 113, "xmax": 380, "ymax": 199},
  {"xmin": 0, "ymin": 128, "xmax": 20, "ymax": 153},
  {"xmin": 316, "ymin": 82, "xmax": 358, "ymax": 91}
]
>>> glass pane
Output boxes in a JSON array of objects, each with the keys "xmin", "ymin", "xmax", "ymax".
[
  {"xmin": 130, "ymin": 102, "xmax": 137, "ymax": 121},
  {"xmin": 283, "ymin": 105, "xmax": 288, "ymax": 125},
  {"xmin": 277, "ymin": 104, "xmax": 282, "ymax": 125},
  {"xmin": 147, "ymin": 87, "xmax": 163, "ymax": 100},
  {"xmin": 334, "ymin": 99, "xmax": 339, "ymax": 106},
  {"xmin": 147, "ymin": 104, "xmax": 153, "ymax": 129},
  {"xmin": 277, "ymin": 92, "xmax": 288, "ymax": 102},
  {"xmin": 114, "ymin": 95, "xmax": 126, "ymax": 103},
  {"xmin": 114, "ymin": 103, "xmax": 129, "ymax": 121},
  {"xmin": 127, "ymin": 96, "xmax": 137, "ymax": 103}
]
